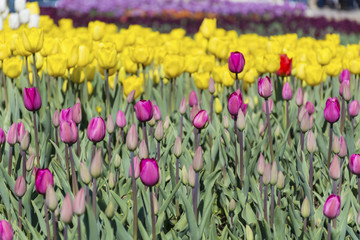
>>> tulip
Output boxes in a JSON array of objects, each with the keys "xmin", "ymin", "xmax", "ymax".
[
  {"xmin": 126, "ymin": 124, "xmax": 138, "ymax": 151},
  {"xmin": 189, "ymin": 91, "xmax": 198, "ymax": 107},
  {"xmin": 35, "ymin": 168, "xmax": 54, "ymax": 195},
  {"xmin": 282, "ymin": 82, "xmax": 292, "ymax": 100},
  {"xmin": 332, "ymin": 135, "xmax": 340, "ymax": 154},
  {"xmin": 61, "ymin": 39, "xmax": 79, "ymax": 68},
  {"xmin": 190, "ymin": 105, "xmax": 200, "ymax": 123},
  {"xmin": 3, "ymin": 57, "xmax": 23, "ymax": 79},
  {"xmin": 300, "ymin": 112, "xmax": 311, "ymax": 133},
  {"xmin": 323, "ymin": 194, "xmax": 341, "ymax": 219},
  {"xmin": 140, "ymin": 158, "xmax": 159, "ymax": 187},
  {"xmin": 87, "ymin": 117, "xmax": 106, "ymax": 143},
  {"xmin": 7, "ymin": 123, "xmax": 17, "ymax": 146},
  {"xmin": 305, "ymin": 101, "xmax": 315, "ymax": 115},
  {"xmin": 72, "ymin": 102, "xmax": 82, "ymax": 124},
  {"xmin": 301, "ymin": 196, "xmax": 310, "ymax": 218},
  {"xmin": 339, "ymin": 69, "xmax": 350, "ymax": 83},
  {"xmin": 134, "ymin": 100, "xmax": 153, "ymax": 122},
  {"xmin": 154, "ymin": 120, "xmax": 163, "ymax": 142},
  {"xmin": 15, "ymin": 0, "xmax": 26, "ymax": 11},
  {"xmin": 80, "ymin": 162, "xmax": 91, "ymax": 185},
  {"xmin": 46, "ymin": 186, "xmax": 58, "ymax": 211},
  {"xmin": 338, "ymin": 136, "xmax": 347, "ymax": 158},
  {"xmin": 199, "ymin": 18, "xmax": 216, "ymax": 38},
  {"xmin": 188, "ymin": 165, "xmax": 196, "ymax": 187},
  {"xmin": 0, "ymin": 220, "xmax": 13, "ymax": 240},
  {"xmin": 296, "ymin": 87, "xmax": 303, "ymax": 107},
  {"xmin": 14, "ymin": 176, "xmax": 26, "ymax": 198},
  {"xmin": 23, "ymin": 87, "xmax": 42, "ymax": 112},
  {"xmin": 60, "ymin": 108, "xmax": 73, "ymax": 124},
  {"xmin": 349, "ymin": 154, "xmax": 360, "ymax": 175},
  {"xmin": 262, "ymin": 99, "xmax": 274, "ymax": 114},
  {"xmin": 116, "ymin": 110, "xmax": 126, "ymax": 128},
  {"xmin": 227, "ymin": 92, "xmax": 243, "ymax": 116},
  {"xmin": 329, "ymin": 155, "xmax": 340, "ymax": 181},
  {"xmin": 52, "ymin": 110, "xmax": 60, "ymax": 128},
  {"xmin": 91, "ymin": 148, "xmax": 103, "ymax": 179},
  {"xmin": 97, "ymin": 42, "xmax": 117, "ymax": 69},
  {"xmin": 324, "ymin": 98, "xmax": 340, "ymax": 123},
  {"xmin": 105, "ymin": 201, "xmax": 115, "ymax": 219},
  {"xmin": 0, "ymin": 128, "xmax": 5, "ymax": 145},
  {"xmin": 60, "ymin": 194, "xmax": 73, "ymax": 224},
  {"xmin": 193, "ymin": 110, "xmax": 209, "ymax": 129},
  {"xmin": 193, "ymin": 147, "xmax": 203, "ymax": 172},
  {"xmin": 139, "ymin": 140, "xmax": 148, "ymax": 160},
  {"xmin": 277, "ymin": 54, "xmax": 292, "ymax": 76},
  {"xmin": 228, "ymin": 51, "xmax": 245, "ymax": 74},
  {"xmin": 258, "ymin": 76, "xmax": 273, "ymax": 99},
  {"xmin": 8, "ymin": 13, "xmax": 20, "ymax": 30},
  {"xmin": 106, "ymin": 115, "xmax": 115, "ymax": 134},
  {"xmin": 21, "ymin": 28, "xmax": 44, "ymax": 54},
  {"xmin": 73, "ymin": 188, "xmax": 85, "ymax": 215},
  {"xmin": 257, "ymin": 154, "xmax": 266, "ymax": 176},
  {"xmin": 349, "ymin": 100, "xmax": 360, "ymax": 117},
  {"xmin": 47, "ymin": 54, "xmax": 67, "ymax": 77},
  {"xmin": 129, "ymin": 156, "xmax": 140, "ymax": 179},
  {"xmin": 59, "ymin": 120, "xmax": 78, "ymax": 145},
  {"xmin": 179, "ymin": 97, "xmax": 187, "ymax": 115}
]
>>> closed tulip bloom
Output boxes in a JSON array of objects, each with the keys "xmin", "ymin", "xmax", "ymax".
[
  {"xmin": 60, "ymin": 194, "xmax": 73, "ymax": 224},
  {"xmin": 227, "ymin": 92, "xmax": 243, "ymax": 116},
  {"xmin": 179, "ymin": 97, "xmax": 187, "ymax": 115},
  {"xmin": 339, "ymin": 136, "xmax": 347, "ymax": 158},
  {"xmin": 324, "ymin": 98, "xmax": 340, "ymax": 123},
  {"xmin": 199, "ymin": 18, "xmax": 216, "ymax": 38},
  {"xmin": 329, "ymin": 155, "xmax": 340, "ymax": 180},
  {"xmin": 263, "ymin": 163, "xmax": 271, "ymax": 185},
  {"xmin": 282, "ymin": 82, "xmax": 292, "ymax": 100},
  {"xmin": 257, "ymin": 154, "xmax": 266, "ymax": 175},
  {"xmin": 21, "ymin": 28, "xmax": 44, "ymax": 53},
  {"xmin": 0, "ymin": 128, "xmax": 5, "ymax": 144},
  {"xmin": 15, "ymin": 0, "xmax": 26, "ymax": 11},
  {"xmin": 153, "ymin": 105, "xmax": 161, "ymax": 121},
  {"xmin": 139, "ymin": 140, "xmax": 148, "ymax": 159},
  {"xmin": 129, "ymin": 156, "xmax": 140, "ymax": 179},
  {"xmin": 189, "ymin": 91, "xmax": 198, "ymax": 107},
  {"xmin": 17, "ymin": 122, "xmax": 26, "ymax": 143},
  {"xmin": 14, "ymin": 176, "xmax": 26, "ymax": 197},
  {"xmin": 59, "ymin": 120, "xmax": 78, "ymax": 145},
  {"xmin": 52, "ymin": 110, "xmax": 59, "ymax": 127},
  {"xmin": 72, "ymin": 102, "xmax": 82, "ymax": 124},
  {"xmin": 23, "ymin": 87, "xmax": 42, "ymax": 112},
  {"xmin": 154, "ymin": 120, "xmax": 164, "ymax": 142},
  {"xmin": 140, "ymin": 158, "xmax": 159, "ymax": 187},
  {"xmin": 134, "ymin": 100, "xmax": 153, "ymax": 122},
  {"xmin": 349, "ymin": 154, "xmax": 360, "ymax": 175},
  {"xmin": 78, "ymin": 45, "xmax": 90, "ymax": 67},
  {"xmin": 60, "ymin": 108, "xmax": 73, "ymax": 124},
  {"xmin": 270, "ymin": 161, "xmax": 278, "ymax": 185},
  {"xmin": 188, "ymin": 165, "xmax": 195, "ymax": 187},
  {"xmin": 47, "ymin": 54, "xmax": 67, "ymax": 77},
  {"xmin": 0, "ymin": 220, "xmax": 14, "ymax": 240},
  {"xmin": 116, "ymin": 110, "xmax": 126, "ymax": 128},
  {"xmin": 6, "ymin": 123, "xmax": 18, "ymax": 146},
  {"xmin": 40, "ymin": 37, "xmax": 60, "ymax": 57},
  {"xmin": 91, "ymin": 148, "xmax": 103, "ymax": 178},
  {"xmin": 0, "ymin": 43, "xmax": 11, "ymax": 61},
  {"xmin": 35, "ymin": 168, "xmax": 54, "ymax": 195},
  {"xmin": 215, "ymin": 98, "xmax": 222, "ymax": 114},
  {"xmin": 276, "ymin": 171, "xmax": 285, "ymax": 189},
  {"xmin": 332, "ymin": 135, "xmax": 340, "ymax": 154},
  {"xmin": 105, "ymin": 201, "xmax": 115, "ymax": 219},
  {"xmin": 106, "ymin": 115, "xmax": 115, "ymax": 134},
  {"xmin": 228, "ymin": 51, "xmax": 245, "ymax": 74},
  {"xmin": 87, "ymin": 117, "xmax": 106, "ymax": 143},
  {"xmin": 305, "ymin": 101, "xmax": 315, "ymax": 115},
  {"xmin": 306, "ymin": 130, "xmax": 317, "ymax": 153},
  {"xmin": 97, "ymin": 42, "xmax": 117, "ymax": 69},
  {"xmin": 258, "ymin": 76, "xmax": 273, "ymax": 98},
  {"xmin": 3, "ymin": 57, "xmax": 23, "ymax": 79},
  {"xmin": 339, "ymin": 69, "xmax": 350, "ymax": 83},
  {"xmin": 323, "ymin": 194, "xmax": 341, "ymax": 219},
  {"xmin": 73, "ymin": 188, "xmax": 85, "ymax": 215},
  {"xmin": 296, "ymin": 87, "xmax": 303, "ymax": 107},
  {"xmin": 342, "ymin": 82, "xmax": 351, "ymax": 102},
  {"xmin": 80, "ymin": 162, "xmax": 91, "ymax": 185},
  {"xmin": 193, "ymin": 147, "xmax": 203, "ymax": 172},
  {"xmin": 46, "ymin": 186, "xmax": 58, "ymax": 211},
  {"xmin": 193, "ymin": 110, "xmax": 209, "ymax": 129},
  {"xmin": 301, "ymin": 196, "xmax": 311, "ymax": 218},
  {"xmin": 237, "ymin": 109, "xmax": 246, "ymax": 131},
  {"xmin": 208, "ymin": 77, "xmax": 215, "ymax": 94},
  {"xmin": 126, "ymin": 124, "xmax": 138, "ymax": 151},
  {"xmin": 277, "ymin": 54, "xmax": 292, "ymax": 76},
  {"xmin": 300, "ymin": 112, "xmax": 311, "ymax": 133},
  {"xmin": 262, "ymin": 98, "xmax": 274, "ymax": 114},
  {"xmin": 349, "ymin": 100, "xmax": 360, "ymax": 117},
  {"xmin": 20, "ymin": 131, "xmax": 30, "ymax": 151}
]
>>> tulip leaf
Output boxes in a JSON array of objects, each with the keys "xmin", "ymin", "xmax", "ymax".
[
  {"xmin": 273, "ymin": 206, "xmax": 285, "ymax": 240},
  {"xmin": 85, "ymin": 204, "xmax": 99, "ymax": 239},
  {"xmin": 180, "ymin": 189, "xmax": 199, "ymax": 240},
  {"xmin": 32, "ymin": 200, "xmax": 48, "ymax": 236}
]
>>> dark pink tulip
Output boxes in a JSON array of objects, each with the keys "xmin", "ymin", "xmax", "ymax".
[
  {"xmin": 349, "ymin": 100, "xmax": 359, "ymax": 117},
  {"xmin": 324, "ymin": 97, "xmax": 340, "ymax": 123},
  {"xmin": 262, "ymin": 99, "xmax": 274, "ymax": 114},
  {"xmin": 227, "ymin": 92, "xmax": 243, "ymax": 116},
  {"xmin": 6, "ymin": 123, "xmax": 17, "ymax": 145},
  {"xmin": 241, "ymin": 103, "xmax": 248, "ymax": 116},
  {"xmin": 339, "ymin": 69, "xmax": 350, "ymax": 83},
  {"xmin": 60, "ymin": 108, "xmax": 73, "ymax": 124},
  {"xmin": 23, "ymin": 87, "xmax": 42, "ymax": 112},
  {"xmin": 35, "ymin": 168, "xmax": 54, "ymax": 195},
  {"xmin": 140, "ymin": 158, "xmax": 159, "ymax": 187},
  {"xmin": 189, "ymin": 91, "xmax": 198, "ymax": 107},
  {"xmin": 17, "ymin": 122, "xmax": 26, "ymax": 143},
  {"xmin": 60, "ymin": 120, "xmax": 78, "ymax": 145},
  {"xmin": 87, "ymin": 117, "xmax": 106, "ymax": 143},
  {"xmin": 193, "ymin": 110, "xmax": 209, "ymax": 129},
  {"xmin": 295, "ymin": 87, "xmax": 303, "ymax": 107},
  {"xmin": 0, "ymin": 220, "xmax": 13, "ymax": 240},
  {"xmin": 349, "ymin": 154, "xmax": 360, "ymax": 175},
  {"xmin": 0, "ymin": 128, "xmax": 5, "ymax": 144},
  {"xmin": 228, "ymin": 51, "xmax": 245, "ymax": 74},
  {"xmin": 305, "ymin": 101, "xmax": 315, "ymax": 115},
  {"xmin": 72, "ymin": 102, "xmax": 82, "ymax": 124},
  {"xmin": 116, "ymin": 110, "xmax": 126, "ymax": 128},
  {"xmin": 323, "ymin": 194, "xmax": 341, "ymax": 219},
  {"xmin": 129, "ymin": 156, "xmax": 140, "ymax": 179},
  {"xmin": 153, "ymin": 105, "xmax": 161, "ymax": 121},
  {"xmin": 134, "ymin": 100, "xmax": 153, "ymax": 122},
  {"xmin": 258, "ymin": 76, "xmax": 273, "ymax": 98},
  {"xmin": 282, "ymin": 82, "xmax": 292, "ymax": 100}
]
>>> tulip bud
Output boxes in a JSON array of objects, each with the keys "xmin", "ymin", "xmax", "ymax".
[
  {"xmin": 87, "ymin": 117, "xmax": 106, "ymax": 143},
  {"xmin": 46, "ymin": 186, "xmax": 58, "ymax": 211},
  {"xmin": 0, "ymin": 128, "xmax": 5, "ymax": 145},
  {"xmin": 276, "ymin": 171, "xmax": 285, "ymax": 189},
  {"xmin": 329, "ymin": 155, "xmax": 340, "ymax": 180},
  {"xmin": 357, "ymin": 210, "xmax": 360, "ymax": 226},
  {"xmin": 72, "ymin": 102, "xmax": 82, "ymax": 124},
  {"xmin": 114, "ymin": 154, "xmax": 121, "ymax": 168},
  {"xmin": 349, "ymin": 154, "xmax": 360, "ymax": 175},
  {"xmin": 323, "ymin": 194, "xmax": 341, "ymax": 219},
  {"xmin": 208, "ymin": 77, "xmax": 215, "ymax": 94},
  {"xmin": 60, "ymin": 194, "xmax": 73, "ymax": 224},
  {"xmin": 154, "ymin": 120, "xmax": 163, "ymax": 142},
  {"xmin": 91, "ymin": 148, "xmax": 103, "ymax": 178},
  {"xmin": 227, "ymin": 91, "xmax": 243, "ymax": 116},
  {"xmin": 73, "ymin": 188, "xmax": 85, "ymax": 216},
  {"xmin": 6, "ymin": 123, "xmax": 18, "ymax": 146},
  {"xmin": 300, "ymin": 112, "xmax": 311, "ymax": 133},
  {"xmin": 282, "ymin": 82, "xmax": 292, "ymax": 100},
  {"xmin": 20, "ymin": 131, "xmax": 30, "ymax": 151},
  {"xmin": 139, "ymin": 140, "xmax": 148, "ymax": 159},
  {"xmin": 193, "ymin": 110, "xmax": 209, "ymax": 129},
  {"xmin": 270, "ymin": 161, "xmax": 278, "ymax": 185},
  {"xmin": 301, "ymin": 196, "xmax": 310, "ymax": 218},
  {"xmin": 324, "ymin": 97, "xmax": 340, "ymax": 123},
  {"xmin": 339, "ymin": 136, "xmax": 347, "ymax": 158},
  {"xmin": 189, "ymin": 91, "xmax": 198, "ymax": 107},
  {"xmin": 259, "ymin": 121, "xmax": 265, "ymax": 137},
  {"xmin": 140, "ymin": 158, "xmax": 159, "ymax": 187},
  {"xmin": 305, "ymin": 101, "xmax": 315, "ymax": 115},
  {"xmin": 342, "ymin": 82, "xmax": 351, "ymax": 102},
  {"xmin": 153, "ymin": 105, "xmax": 161, "ymax": 121},
  {"xmin": 306, "ymin": 130, "xmax": 317, "ymax": 154},
  {"xmin": 188, "ymin": 165, "xmax": 195, "ymax": 187},
  {"xmin": 236, "ymin": 109, "xmax": 245, "ymax": 131},
  {"xmin": 263, "ymin": 163, "xmax": 271, "ymax": 185},
  {"xmin": 173, "ymin": 137, "xmax": 182, "ymax": 158},
  {"xmin": 80, "ymin": 162, "xmax": 91, "ymax": 185},
  {"xmin": 116, "ymin": 110, "xmax": 126, "ymax": 128},
  {"xmin": 14, "ymin": 176, "xmax": 26, "ymax": 198},
  {"xmin": 295, "ymin": 87, "xmax": 303, "ymax": 107},
  {"xmin": 106, "ymin": 115, "xmax": 115, "ymax": 134},
  {"xmin": 134, "ymin": 100, "xmax": 154, "ymax": 122},
  {"xmin": 339, "ymin": 69, "xmax": 350, "ymax": 83},
  {"xmin": 181, "ymin": 165, "xmax": 188, "ymax": 185},
  {"xmin": 105, "ymin": 201, "xmax": 115, "ymax": 219},
  {"xmin": 26, "ymin": 154, "xmax": 35, "ymax": 171},
  {"xmin": 52, "ymin": 110, "xmax": 59, "ymax": 127},
  {"xmin": 190, "ymin": 105, "xmax": 200, "ymax": 122},
  {"xmin": 109, "ymin": 172, "xmax": 115, "ymax": 189},
  {"xmin": 179, "ymin": 97, "xmax": 187, "ymax": 115},
  {"xmin": 193, "ymin": 147, "xmax": 203, "ymax": 172},
  {"xmin": 0, "ymin": 220, "xmax": 14, "ymax": 240},
  {"xmin": 258, "ymin": 76, "xmax": 273, "ymax": 98},
  {"xmin": 129, "ymin": 156, "xmax": 140, "ymax": 179},
  {"xmin": 164, "ymin": 116, "xmax": 171, "ymax": 130},
  {"xmin": 35, "ymin": 168, "xmax": 54, "ymax": 195},
  {"xmin": 229, "ymin": 198, "xmax": 236, "ymax": 212},
  {"xmin": 127, "ymin": 90, "xmax": 135, "ymax": 103},
  {"xmin": 223, "ymin": 115, "xmax": 229, "ymax": 129},
  {"xmin": 257, "ymin": 154, "xmax": 266, "ymax": 176},
  {"xmin": 332, "ymin": 135, "xmax": 340, "ymax": 154},
  {"xmin": 60, "ymin": 120, "xmax": 78, "ymax": 145},
  {"xmin": 298, "ymin": 106, "xmax": 307, "ymax": 122},
  {"xmin": 228, "ymin": 51, "xmax": 245, "ymax": 74},
  {"xmin": 274, "ymin": 124, "xmax": 281, "ymax": 138},
  {"xmin": 60, "ymin": 108, "xmax": 73, "ymax": 123},
  {"xmin": 215, "ymin": 98, "xmax": 222, "ymax": 114},
  {"xmin": 126, "ymin": 124, "xmax": 138, "ymax": 151},
  {"xmin": 349, "ymin": 100, "xmax": 360, "ymax": 117}
]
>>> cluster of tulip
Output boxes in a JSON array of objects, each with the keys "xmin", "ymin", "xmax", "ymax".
[{"xmin": 1, "ymin": 15, "xmax": 360, "ymax": 239}]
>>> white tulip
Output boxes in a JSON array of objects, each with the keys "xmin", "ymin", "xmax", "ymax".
[
  {"xmin": 8, "ymin": 13, "xmax": 20, "ymax": 30},
  {"xmin": 15, "ymin": 0, "xmax": 26, "ymax": 12},
  {"xmin": 0, "ymin": 0, "xmax": 6, "ymax": 13},
  {"xmin": 19, "ymin": 8, "xmax": 30, "ymax": 24},
  {"xmin": 28, "ymin": 14, "xmax": 39, "ymax": 28},
  {"xmin": 1, "ymin": 7, "xmax": 9, "ymax": 19}
]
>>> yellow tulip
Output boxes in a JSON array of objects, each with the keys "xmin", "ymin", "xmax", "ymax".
[
  {"xmin": 305, "ymin": 64, "xmax": 324, "ymax": 86},
  {"xmin": 85, "ymin": 61, "xmax": 97, "ymax": 82},
  {"xmin": 0, "ymin": 42, "xmax": 11, "ymax": 60},
  {"xmin": 122, "ymin": 55, "xmax": 138, "ymax": 74},
  {"xmin": 295, "ymin": 62, "xmax": 307, "ymax": 81},
  {"xmin": 99, "ymin": 65, "xmax": 117, "ymax": 77},
  {"xmin": 163, "ymin": 54, "xmax": 184, "ymax": 79},
  {"xmin": 61, "ymin": 38, "xmax": 79, "ymax": 68},
  {"xmin": 78, "ymin": 45, "xmax": 90, "ymax": 67},
  {"xmin": 165, "ymin": 39, "xmax": 181, "ymax": 55},
  {"xmin": 47, "ymin": 54, "xmax": 67, "ymax": 77},
  {"xmin": 214, "ymin": 98, "xmax": 222, "ymax": 114},
  {"xmin": 3, "ymin": 57, "xmax": 23, "ymax": 79},
  {"xmin": 58, "ymin": 18, "xmax": 73, "ymax": 31},
  {"xmin": 113, "ymin": 34, "xmax": 125, "ymax": 53},
  {"xmin": 70, "ymin": 67, "xmax": 85, "ymax": 84},
  {"xmin": 193, "ymin": 72, "xmax": 210, "ymax": 90},
  {"xmin": 130, "ymin": 45, "xmax": 150, "ymax": 65},
  {"xmin": 184, "ymin": 55, "xmax": 200, "ymax": 74},
  {"xmin": 170, "ymin": 28, "xmax": 186, "ymax": 39},
  {"xmin": 62, "ymin": 79, "xmax": 68, "ymax": 92},
  {"xmin": 88, "ymin": 21, "xmax": 106, "ymax": 41},
  {"xmin": 215, "ymin": 40, "xmax": 229, "ymax": 60},
  {"xmin": 97, "ymin": 42, "xmax": 117, "ymax": 69},
  {"xmin": 109, "ymin": 74, "xmax": 116, "ymax": 90},
  {"xmin": 26, "ymin": 1, "xmax": 40, "ymax": 15},
  {"xmin": 199, "ymin": 18, "xmax": 216, "ymax": 38},
  {"xmin": 29, "ymin": 52, "xmax": 44, "ymax": 70},
  {"xmin": 223, "ymin": 70, "xmax": 235, "ymax": 87},
  {"xmin": 243, "ymin": 68, "xmax": 258, "ymax": 84},
  {"xmin": 21, "ymin": 28, "xmax": 44, "ymax": 54},
  {"xmin": 264, "ymin": 54, "xmax": 280, "ymax": 73},
  {"xmin": 325, "ymin": 58, "xmax": 342, "ymax": 77},
  {"xmin": 349, "ymin": 58, "xmax": 360, "ymax": 75},
  {"xmin": 40, "ymin": 37, "xmax": 61, "ymax": 57},
  {"xmin": 208, "ymin": 37, "xmax": 219, "ymax": 55},
  {"xmin": 96, "ymin": 106, "xmax": 102, "ymax": 114},
  {"xmin": 255, "ymin": 55, "xmax": 267, "ymax": 74},
  {"xmin": 15, "ymin": 36, "xmax": 31, "ymax": 57},
  {"xmin": 212, "ymin": 65, "xmax": 225, "ymax": 84},
  {"xmin": 123, "ymin": 75, "xmax": 144, "ymax": 99},
  {"xmin": 106, "ymin": 24, "xmax": 118, "ymax": 35},
  {"xmin": 87, "ymin": 82, "xmax": 93, "ymax": 95},
  {"xmin": 199, "ymin": 55, "xmax": 215, "ymax": 72},
  {"xmin": 118, "ymin": 67, "xmax": 126, "ymax": 84},
  {"xmin": 316, "ymin": 47, "xmax": 332, "ymax": 66}
]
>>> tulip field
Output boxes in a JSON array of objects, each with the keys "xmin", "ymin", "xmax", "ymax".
[{"xmin": 2, "ymin": 3, "xmax": 360, "ymax": 239}]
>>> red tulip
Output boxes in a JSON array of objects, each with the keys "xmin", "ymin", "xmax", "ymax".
[{"xmin": 276, "ymin": 54, "xmax": 292, "ymax": 76}]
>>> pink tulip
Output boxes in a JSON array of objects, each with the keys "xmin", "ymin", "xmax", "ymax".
[
  {"xmin": 339, "ymin": 79, "xmax": 350, "ymax": 97},
  {"xmin": 6, "ymin": 123, "xmax": 17, "ymax": 145},
  {"xmin": 305, "ymin": 101, "xmax": 315, "ymax": 115},
  {"xmin": 227, "ymin": 92, "xmax": 243, "ymax": 116},
  {"xmin": 87, "ymin": 117, "xmax": 106, "ymax": 143},
  {"xmin": 59, "ymin": 120, "xmax": 78, "ymax": 145},
  {"xmin": 329, "ymin": 155, "xmax": 340, "ymax": 180},
  {"xmin": 73, "ymin": 188, "xmax": 85, "ymax": 215},
  {"xmin": 282, "ymin": 82, "xmax": 292, "ymax": 100},
  {"xmin": 153, "ymin": 105, "xmax": 161, "ymax": 121},
  {"xmin": 23, "ymin": 87, "xmax": 42, "ymax": 112},
  {"xmin": 14, "ymin": 176, "xmax": 26, "ymax": 197},
  {"xmin": 189, "ymin": 105, "xmax": 200, "ymax": 122},
  {"xmin": 295, "ymin": 87, "xmax": 303, "ymax": 107},
  {"xmin": 129, "ymin": 156, "xmax": 140, "ymax": 179},
  {"xmin": 17, "ymin": 122, "xmax": 26, "ymax": 143},
  {"xmin": 60, "ymin": 194, "xmax": 73, "ymax": 224},
  {"xmin": 349, "ymin": 154, "xmax": 360, "ymax": 175},
  {"xmin": 349, "ymin": 100, "xmax": 359, "ymax": 117},
  {"xmin": 60, "ymin": 108, "xmax": 73, "ymax": 124},
  {"xmin": 228, "ymin": 51, "xmax": 245, "ymax": 74},
  {"xmin": 262, "ymin": 98, "xmax": 274, "ymax": 114},
  {"xmin": 116, "ymin": 110, "xmax": 126, "ymax": 128},
  {"xmin": 140, "ymin": 158, "xmax": 159, "ymax": 187},
  {"xmin": 35, "ymin": 168, "xmax": 54, "ymax": 195},
  {"xmin": 189, "ymin": 91, "xmax": 198, "ymax": 107},
  {"xmin": 72, "ymin": 102, "xmax": 82, "ymax": 124},
  {"xmin": 126, "ymin": 124, "xmax": 138, "ymax": 151},
  {"xmin": 323, "ymin": 194, "xmax": 341, "ymax": 219},
  {"xmin": 193, "ymin": 110, "xmax": 209, "ymax": 129},
  {"xmin": 52, "ymin": 110, "xmax": 59, "ymax": 127},
  {"xmin": 0, "ymin": 220, "xmax": 13, "ymax": 240},
  {"xmin": 258, "ymin": 76, "xmax": 273, "ymax": 98},
  {"xmin": 323, "ymin": 97, "xmax": 340, "ymax": 123},
  {"xmin": 134, "ymin": 100, "xmax": 153, "ymax": 122},
  {"xmin": 339, "ymin": 69, "xmax": 350, "ymax": 83},
  {"xmin": 241, "ymin": 103, "xmax": 248, "ymax": 116},
  {"xmin": 179, "ymin": 97, "xmax": 187, "ymax": 115},
  {"xmin": 0, "ymin": 128, "xmax": 5, "ymax": 144}
]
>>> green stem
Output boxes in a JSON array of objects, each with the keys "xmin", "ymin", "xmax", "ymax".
[
  {"xmin": 265, "ymin": 98, "xmax": 274, "ymax": 163},
  {"xmin": 130, "ymin": 151, "xmax": 138, "ymax": 239},
  {"xmin": 33, "ymin": 112, "xmax": 40, "ymax": 167},
  {"xmin": 149, "ymin": 187, "xmax": 156, "ymax": 240}
]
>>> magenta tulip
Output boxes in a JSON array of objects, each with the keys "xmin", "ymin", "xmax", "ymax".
[
  {"xmin": 23, "ymin": 87, "xmax": 42, "ymax": 112},
  {"xmin": 349, "ymin": 100, "xmax": 360, "ymax": 117},
  {"xmin": 228, "ymin": 51, "xmax": 245, "ymax": 74},
  {"xmin": 282, "ymin": 82, "xmax": 292, "ymax": 100},
  {"xmin": 0, "ymin": 128, "xmax": 5, "ymax": 144},
  {"xmin": 6, "ymin": 123, "xmax": 17, "ymax": 145},
  {"xmin": 134, "ymin": 100, "xmax": 153, "ymax": 122},
  {"xmin": 324, "ymin": 98, "xmax": 340, "ymax": 123},
  {"xmin": 193, "ymin": 110, "xmax": 209, "ymax": 129},
  {"xmin": 59, "ymin": 120, "xmax": 78, "ymax": 145},
  {"xmin": 87, "ymin": 117, "xmax": 106, "ymax": 143},
  {"xmin": 189, "ymin": 91, "xmax": 198, "ymax": 107},
  {"xmin": 262, "ymin": 99, "xmax": 274, "ymax": 114},
  {"xmin": 72, "ymin": 102, "xmax": 82, "ymax": 124},
  {"xmin": 305, "ymin": 101, "xmax": 315, "ymax": 115},
  {"xmin": 140, "ymin": 158, "xmax": 159, "ymax": 187},
  {"xmin": 116, "ymin": 110, "xmax": 126, "ymax": 128},
  {"xmin": 339, "ymin": 69, "xmax": 350, "ymax": 83},
  {"xmin": 35, "ymin": 168, "xmax": 54, "ymax": 195},
  {"xmin": 60, "ymin": 108, "xmax": 73, "ymax": 124},
  {"xmin": 227, "ymin": 92, "xmax": 243, "ymax": 116},
  {"xmin": 349, "ymin": 154, "xmax": 360, "ymax": 175},
  {"xmin": 241, "ymin": 103, "xmax": 248, "ymax": 116},
  {"xmin": 258, "ymin": 76, "xmax": 273, "ymax": 98},
  {"xmin": 0, "ymin": 220, "xmax": 13, "ymax": 240},
  {"xmin": 323, "ymin": 194, "xmax": 341, "ymax": 219}
]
